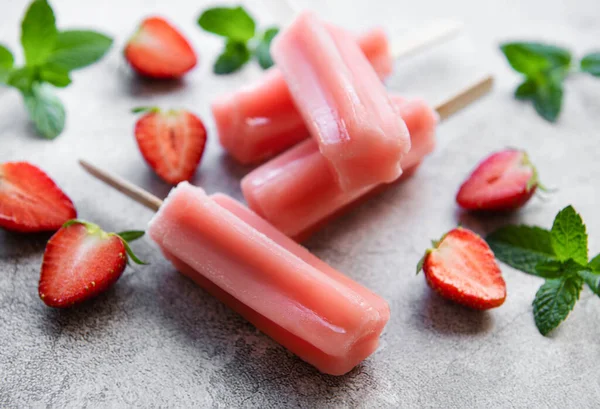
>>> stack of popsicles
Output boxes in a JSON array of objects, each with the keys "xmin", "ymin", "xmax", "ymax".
[{"xmin": 86, "ymin": 11, "xmax": 489, "ymax": 376}]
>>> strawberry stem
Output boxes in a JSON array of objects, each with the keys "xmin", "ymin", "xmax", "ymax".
[
  {"xmin": 132, "ymin": 106, "xmax": 160, "ymax": 114},
  {"xmin": 117, "ymin": 230, "xmax": 145, "ymax": 243}
]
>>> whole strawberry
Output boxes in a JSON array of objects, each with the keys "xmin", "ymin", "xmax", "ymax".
[
  {"xmin": 417, "ymin": 227, "xmax": 506, "ymax": 310},
  {"xmin": 133, "ymin": 107, "xmax": 207, "ymax": 185},
  {"xmin": 456, "ymin": 149, "xmax": 545, "ymax": 211},
  {"xmin": 125, "ymin": 17, "xmax": 197, "ymax": 79},
  {"xmin": 39, "ymin": 220, "xmax": 145, "ymax": 308},
  {"xmin": 0, "ymin": 162, "xmax": 76, "ymax": 233}
]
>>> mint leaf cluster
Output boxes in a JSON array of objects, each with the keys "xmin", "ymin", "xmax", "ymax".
[
  {"xmin": 500, "ymin": 42, "xmax": 600, "ymax": 122},
  {"xmin": 198, "ymin": 6, "xmax": 279, "ymax": 75},
  {"xmin": 487, "ymin": 206, "xmax": 599, "ymax": 335},
  {"xmin": 0, "ymin": 0, "xmax": 112, "ymax": 139}
]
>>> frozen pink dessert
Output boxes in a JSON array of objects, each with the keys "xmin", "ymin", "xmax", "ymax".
[
  {"xmin": 148, "ymin": 183, "xmax": 390, "ymax": 375},
  {"xmin": 212, "ymin": 27, "xmax": 392, "ymax": 165},
  {"xmin": 241, "ymin": 97, "xmax": 438, "ymax": 240},
  {"xmin": 272, "ymin": 12, "xmax": 410, "ymax": 191}
]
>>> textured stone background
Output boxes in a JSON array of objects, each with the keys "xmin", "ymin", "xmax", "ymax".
[{"xmin": 1, "ymin": 0, "xmax": 600, "ymax": 407}]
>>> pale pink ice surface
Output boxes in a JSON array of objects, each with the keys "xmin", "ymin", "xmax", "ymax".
[
  {"xmin": 212, "ymin": 27, "xmax": 392, "ymax": 165},
  {"xmin": 272, "ymin": 12, "xmax": 410, "ymax": 191},
  {"xmin": 148, "ymin": 183, "xmax": 390, "ymax": 376},
  {"xmin": 242, "ymin": 97, "xmax": 438, "ymax": 240}
]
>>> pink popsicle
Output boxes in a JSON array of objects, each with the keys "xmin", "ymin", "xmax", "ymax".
[
  {"xmin": 241, "ymin": 97, "xmax": 438, "ymax": 240},
  {"xmin": 148, "ymin": 183, "xmax": 389, "ymax": 376},
  {"xmin": 213, "ymin": 27, "xmax": 392, "ymax": 165},
  {"xmin": 272, "ymin": 12, "xmax": 410, "ymax": 191}
]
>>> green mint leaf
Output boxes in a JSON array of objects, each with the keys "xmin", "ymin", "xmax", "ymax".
[
  {"xmin": 533, "ymin": 275, "xmax": 583, "ymax": 335},
  {"xmin": 213, "ymin": 41, "xmax": 250, "ymax": 75},
  {"xmin": 117, "ymin": 230, "xmax": 145, "ymax": 243},
  {"xmin": 514, "ymin": 79, "xmax": 537, "ymax": 100},
  {"xmin": 0, "ymin": 44, "xmax": 15, "ymax": 84},
  {"xmin": 551, "ymin": 205, "xmax": 588, "ymax": 265},
  {"xmin": 39, "ymin": 64, "xmax": 71, "ymax": 87},
  {"xmin": 21, "ymin": 0, "xmax": 58, "ymax": 66},
  {"xmin": 255, "ymin": 27, "xmax": 279, "ymax": 69},
  {"xmin": 486, "ymin": 225, "xmax": 555, "ymax": 275},
  {"xmin": 588, "ymin": 254, "xmax": 600, "ymax": 272},
  {"xmin": 580, "ymin": 52, "xmax": 600, "ymax": 77},
  {"xmin": 579, "ymin": 270, "xmax": 600, "ymax": 297},
  {"xmin": 22, "ymin": 82, "xmax": 65, "ymax": 139},
  {"xmin": 198, "ymin": 6, "xmax": 256, "ymax": 42},
  {"xmin": 7, "ymin": 66, "xmax": 37, "ymax": 92},
  {"xmin": 532, "ymin": 74, "xmax": 563, "ymax": 122},
  {"xmin": 500, "ymin": 42, "xmax": 571, "ymax": 76},
  {"xmin": 46, "ymin": 30, "xmax": 113, "ymax": 71},
  {"xmin": 535, "ymin": 259, "xmax": 587, "ymax": 279}
]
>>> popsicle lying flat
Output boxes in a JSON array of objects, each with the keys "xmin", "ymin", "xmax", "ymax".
[
  {"xmin": 213, "ymin": 28, "xmax": 391, "ymax": 166},
  {"xmin": 148, "ymin": 182, "xmax": 389, "ymax": 376},
  {"xmin": 241, "ymin": 76, "xmax": 494, "ymax": 240},
  {"xmin": 214, "ymin": 21, "xmax": 461, "ymax": 166},
  {"xmin": 272, "ymin": 12, "xmax": 411, "ymax": 191},
  {"xmin": 242, "ymin": 97, "xmax": 437, "ymax": 240}
]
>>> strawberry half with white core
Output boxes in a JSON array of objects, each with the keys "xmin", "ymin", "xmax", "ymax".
[
  {"xmin": 39, "ymin": 220, "xmax": 146, "ymax": 308},
  {"xmin": 124, "ymin": 17, "xmax": 197, "ymax": 79},
  {"xmin": 456, "ymin": 149, "xmax": 545, "ymax": 211},
  {"xmin": 133, "ymin": 107, "xmax": 207, "ymax": 185},
  {"xmin": 417, "ymin": 227, "xmax": 506, "ymax": 310},
  {"xmin": 0, "ymin": 162, "xmax": 77, "ymax": 233}
]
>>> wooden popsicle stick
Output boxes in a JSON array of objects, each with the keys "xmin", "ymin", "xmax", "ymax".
[
  {"xmin": 79, "ymin": 74, "xmax": 493, "ymax": 207},
  {"xmin": 434, "ymin": 75, "xmax": 494, "ymax": 121},
  {"xmin": 390, "ymin": 20, "xmax": 463, "ymax": 59},
  {"xmin": 78, "ymin": 159, "xmax": 163, "ymax": 211},
  {"xmin": 266, "ymin": 0, "xmax": 462, "ymax": 61}
]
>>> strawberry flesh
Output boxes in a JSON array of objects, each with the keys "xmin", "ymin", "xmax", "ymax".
[
  {"xmin": 456, "ymin": 150, "xmax": 537, "ymax": 211},
  {"xmin": 423, "ymin": 227, "xmax": 506, "ymax": 310},
  {"xmin": 125, "ymin": 17, "xmax": 197, "ymax": 79},
  {"xmin": 135, "ymin": 109, "xmax": 207, "ymax": 184},
  {"xmin": 0, "ymin": 162, "xmax": 77, "ymax": 233},
  {"xmin": 39, "ymin": 223, "xmax": 127, "ymax": 308}
]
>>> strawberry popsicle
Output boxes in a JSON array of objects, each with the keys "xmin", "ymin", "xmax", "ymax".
[
  {"xmin": 241, "ymin": 97, "xmax": 438, "ymax": 240},
  {"xmin": 213, "ymin": 27, "xmax": 392, "ymax": 165},
  {"xmin": 271, "ymin": 12, "xmax": 410, "ymax": 191},
  {"xmin": 148, "ymin": 182, "xmax": 390, "ymax": 376}
]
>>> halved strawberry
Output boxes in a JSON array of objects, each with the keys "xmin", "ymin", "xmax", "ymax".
[
  {"xmin": 417, "ymin": 227, "xmax": 506, "ymax": 310},
  {"xmin": 39, "ymin": 220, "xmax": 145, "ymax": 308},
  {"xmin": 0, "ymin": 162, "xmax": 77, "ymax": 233},
  {"xmin": 124, "ymin": 16, "xmax": 197, "ymax": 79},
  {"xmin": 456, "ymin": 149, "xmax": 544, "ymax": 211},
  {"xmin": 133, "ymin": 107, "xmax": 207, "ymax": 184}
]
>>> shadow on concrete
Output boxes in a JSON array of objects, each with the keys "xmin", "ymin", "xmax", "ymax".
[
  {"xmin": 416, "ymin": 288, "xmax": 494, "ymax": 335},
  {"xmin": 151, "ymin": 267, "xmax": 362, "ymax": 406},
  {"xmin": 0, "ymin": 230, "xmax": 52, "ymax": 260}
]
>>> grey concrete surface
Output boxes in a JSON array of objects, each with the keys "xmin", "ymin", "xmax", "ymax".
[{"xmin": 1, "ymin": 0, "xmax": 600, "ymax": 407}]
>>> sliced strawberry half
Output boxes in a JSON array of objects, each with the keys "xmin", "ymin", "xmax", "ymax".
[
  {"xmin": 134, "ymin": 107, "xmax": 207, "ymax": 184},
  {"xmin": 39, "ymin": 220, "xmax": 145, "ymax": 308},
  {"xmin": 124, "ymin": 16, "xmax": 197, "ymax": 79},
  {"xmin": 456, "ymin": 149, "xmax": 544, "ymax": 211},
  {"xmin": 417, "ymin": 227, "xmax": 506, "ymax": 310},
  {"xmin": 0, "ymin": 162, "xmax": 77, "ymax": 233}
]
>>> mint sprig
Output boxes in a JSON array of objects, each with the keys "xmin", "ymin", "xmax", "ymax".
[
  {"xmin": 500, "ymin": 42, "xmax": 600, "ymax": 122},
  {"xmin": 198, "ymin": 5, "xmax": 279, "ymax": 75},
  {"xmin": 0, "ymin": 0, "xmax": 112, "ymax": 139},
  {"xmin": 487, "ymin": 205, "xmax": 600, "ymax": 335}
]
